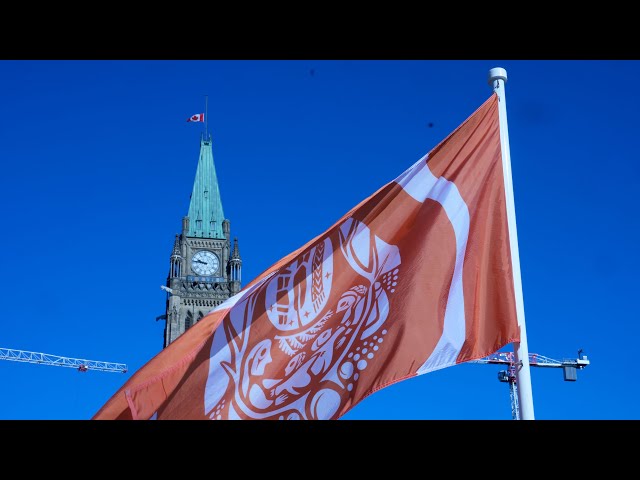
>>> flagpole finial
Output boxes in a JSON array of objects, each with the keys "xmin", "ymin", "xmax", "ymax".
[{"xmin": 488, "ymin": 67, "xmax": 508, "ymax": 85}]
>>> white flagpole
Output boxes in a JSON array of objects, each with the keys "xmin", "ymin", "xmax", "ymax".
[{"xmin": 488, "ymin": 67, "xmax": 535, "ymax": 420}]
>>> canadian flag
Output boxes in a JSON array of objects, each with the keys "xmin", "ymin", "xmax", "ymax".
[{"xmin": 187, "ymin": 113, "xmax": 204, "ymax": 123}]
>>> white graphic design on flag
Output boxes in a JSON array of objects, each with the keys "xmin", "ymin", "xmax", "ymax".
[
  {"xmin": 395, "ymin": 155, "xmax": 470, "ymax": 374},
  {"xmin": 203, "ymin": 160, "xmax": 470, "ymax": 420},
  {"xmin": 204, "ymin": 219, "xmax": 401, "ymax": 420}
]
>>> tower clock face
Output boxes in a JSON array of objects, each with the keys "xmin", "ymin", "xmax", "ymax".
[{"xmin": 191, "ymin": 250, "xmax": 220, "ymax": 276}]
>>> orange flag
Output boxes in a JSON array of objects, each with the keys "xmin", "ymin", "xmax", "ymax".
[{"xmin": 94, "ymin": 93, "xmax": 519, "ymax": 420}]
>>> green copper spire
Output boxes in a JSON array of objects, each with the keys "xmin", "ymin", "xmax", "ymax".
[{"xmin": 186, "ymin": 135, "xmax": 225, "ymax": 238}]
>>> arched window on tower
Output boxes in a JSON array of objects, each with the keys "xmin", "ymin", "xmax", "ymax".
[{"xmin": 185, "ymin": 310, "xmax": 193, "ymax": 331}]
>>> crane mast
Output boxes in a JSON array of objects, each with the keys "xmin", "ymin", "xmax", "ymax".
[{"xmin": 0, "ymin": 347, "xmax": 127, "ymax": 373}]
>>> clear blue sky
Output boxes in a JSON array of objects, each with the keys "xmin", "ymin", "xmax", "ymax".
[{"xmin": 1, "ymin": 60, "xmax": 638, "ymax": 420}]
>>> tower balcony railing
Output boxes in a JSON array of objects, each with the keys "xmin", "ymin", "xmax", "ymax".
[{"xmin": 185, "ymin": 275, "xmax": 226, "ymax": 284}]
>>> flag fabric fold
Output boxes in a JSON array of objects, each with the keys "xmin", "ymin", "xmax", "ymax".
[
  {"xmin": 94, "ymin": 93, "xmax": 519, "ymax": 420},
  {"xmin": 187, "ymin": 113, "xmax": 204, "ymax": 122}
]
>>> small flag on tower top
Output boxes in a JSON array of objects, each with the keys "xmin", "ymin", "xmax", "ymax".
[{"xmin": 187, "ymin": 113, "xmax": 204, "ymax": 123}]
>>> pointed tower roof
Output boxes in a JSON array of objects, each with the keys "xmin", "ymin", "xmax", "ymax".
[
  {"xmin": 171, "ymin": 234, "xmax": 181, "ymax": 257},
  {"xmin": 186, "ymin": 135, "xmax": 225, "ymax": 238},
  {"xmin": 231, "ymin": 237, "xmax": 241, "ymax": 260}
]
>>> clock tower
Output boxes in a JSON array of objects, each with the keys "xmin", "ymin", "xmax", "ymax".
[{"xmin": 162, "ymin": 133, "xmax": 242, "ymax": 348}]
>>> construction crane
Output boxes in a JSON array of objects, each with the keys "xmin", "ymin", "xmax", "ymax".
[
  {"xmin": 0, "ymin": 347, "xmax": 128, "ymax": 373},
  {"xmin": 469, "ymin": 350, "xmax": 590, "ymax": 419}
]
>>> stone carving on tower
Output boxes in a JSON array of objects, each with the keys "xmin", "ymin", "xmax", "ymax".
[{"xmin": 161, "ymin": 134, "xmax": 242, "ymax": 348}]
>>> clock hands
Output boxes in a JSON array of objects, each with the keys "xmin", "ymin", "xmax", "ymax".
[{"xmin": 194, "ymin": 253, "xmax": 218, "ymax": 274}]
